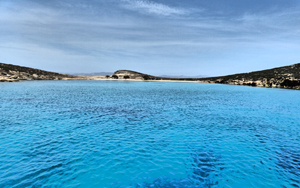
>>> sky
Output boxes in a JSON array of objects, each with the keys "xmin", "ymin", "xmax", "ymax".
[{"xmin": 0, "ymin": 0, "xmax": 300, "ymax": 77}]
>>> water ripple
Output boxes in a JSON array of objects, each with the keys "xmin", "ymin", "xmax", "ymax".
[{"xmin": 0, "ymin": 81, "xmax": 300, "ymax": 187}]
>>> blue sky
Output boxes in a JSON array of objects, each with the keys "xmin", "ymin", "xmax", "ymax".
[{"xmin": 0, "ymin": 0, "xmax": 300, "ymax": 76}]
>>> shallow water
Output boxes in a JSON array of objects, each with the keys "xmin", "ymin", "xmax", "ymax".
[{"xmin": 0, "ymin": 80, "xmax": 299, "ymax": 188}]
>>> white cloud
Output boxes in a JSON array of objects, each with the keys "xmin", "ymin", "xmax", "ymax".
[{"xmin": 121, "ymin": 0, "xmax": 188, "ymax": 16}]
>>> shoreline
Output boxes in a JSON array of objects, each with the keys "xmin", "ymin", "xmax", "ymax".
[
  {"xmin": 1, "ymin": 78, "xmax": 295, "ymax": 90},
  {"xmin": 1, "ymin": 76, "xmax": 300, "ymax": 90},
  {"xmin": 64, "ymin": 77, "xmax": 201, "ymax": 83},
  {"xmin": 0, "ymin": 76, "xmax": 201, "ymax": 83},
  {"xmin": 2, "ymin": 62, "xmax": 300, "ymax": 90}
]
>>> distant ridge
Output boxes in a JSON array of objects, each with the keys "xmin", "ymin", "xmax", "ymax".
[{"xmin": 0, "ymin": 62, "xmax": 77, "ymax": 82}]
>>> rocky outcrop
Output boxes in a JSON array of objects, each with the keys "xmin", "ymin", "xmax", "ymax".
[
  {"xmin": 0, "ymin": 63, "xmax": 77, "ymax": 82},
  {"xmin": 198, "ymin": 63, "xmax": 300, "ymax": 89}
]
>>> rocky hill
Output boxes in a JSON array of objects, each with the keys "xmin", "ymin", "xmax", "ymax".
[
  {"xmin": 198, "ymin": 63, "xmax": 300, "ymax": 89},
  {"xmin": 112, "ymin": 70, "xmax": 160, "ymax": 80},
  {"xmin": 0, "ymin": 63, "xmax": 77, "ymax": 82}
]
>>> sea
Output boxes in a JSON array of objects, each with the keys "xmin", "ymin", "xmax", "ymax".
[{"xmin": 0, "ymin": 80, "xmax": 299, "ymax": 188}]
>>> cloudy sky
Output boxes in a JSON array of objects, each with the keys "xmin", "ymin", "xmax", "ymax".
[{"xmin": 0, "ymin": 0, "xmax": 300, "ymax": 76}]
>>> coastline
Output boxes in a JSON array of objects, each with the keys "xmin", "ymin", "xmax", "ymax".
[
  {"xmin": 59, "ymin": 76, "xmax": 300, "ymax": 89},
  {"xmin": 63, "ymin": 76, "xmax": 200, "ymax": 83},
  {"xmin": 2, "ymin": 76, "xmax": 300, "ymax": 90},
  {"xmin": 0, "ymin": 76, "xmax": 200, "ymax": 83},
  {"xmin": 1, "ymin": 62, "xmax": 300, "ymax": 89}
]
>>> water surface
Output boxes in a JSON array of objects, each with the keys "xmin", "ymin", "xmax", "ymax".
[{"xmin": 0, "ymin": 81, "xmax": 299, "ymax": 187}]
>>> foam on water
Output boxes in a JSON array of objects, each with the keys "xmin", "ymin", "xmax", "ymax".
[{"xmin": 0, "ymin": 80, "xmax": 299, "ymax": 187}]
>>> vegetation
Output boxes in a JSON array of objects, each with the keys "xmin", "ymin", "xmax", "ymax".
[
  {"xmin": 197, "ymin": 63, "xmax": 300, "ymax": 89},
  {"xmin": 142, "ymin": 75, "xmax": 150, "ymax": 80},
  {"xmin": 111, "ymin": 75, "xmax": 118, "ymax": 79},
  {"xmin": 0, "ymin": 63, "xmax": 73, "ymax": 78},
  {"xmin": 199, "ymin": 63, "xmax": 300, "ymax": 81},
  {"xmin": 124, "ymin": 75, "xmax": 130, "ymax": 79},
  {"xmin": 0, "ymin": 62, "xmax": 76, "ymax": 82}
]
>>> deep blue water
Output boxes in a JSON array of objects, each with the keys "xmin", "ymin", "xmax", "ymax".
[{"xmin": 0, "ymin": 80, "xmax": 299, "ymax": 188}]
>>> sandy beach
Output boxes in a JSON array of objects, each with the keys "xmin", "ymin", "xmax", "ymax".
[{"xmin": 63, "ymin": 76, "xmax": 201, "ymax": 83}]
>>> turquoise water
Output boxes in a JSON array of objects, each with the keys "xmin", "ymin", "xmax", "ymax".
[{"xmin": 0, "ymin": 80, "xmax": 299, "ymax": 188}]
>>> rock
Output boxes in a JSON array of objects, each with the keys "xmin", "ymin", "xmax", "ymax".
[{"xmin": 32, "ymin": 74, "xmax": 39, "ymax": 79}]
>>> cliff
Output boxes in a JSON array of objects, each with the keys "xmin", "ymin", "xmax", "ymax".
[
  {"xmin": 198, "ymin": 63, "xmax": 300, "ymax": 89},
  {"xmin": 0, "ymin": 63, "xmax": 77, "ymax": 82}
]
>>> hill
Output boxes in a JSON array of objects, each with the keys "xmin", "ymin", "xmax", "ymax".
[
  {"xmin": 198, "ymin": 63, "xmax": 300, "ymax": 89},
  {"xmin": 0, "ymin": 63, "xmax": 77, "ymax": 82},
  {"xmin": 111, "ymin": 70, "xmax": 161, "ymax": 80},
  {"xmin": 111, "ymin": 70, "xmax": 196, "ymax": 80}
]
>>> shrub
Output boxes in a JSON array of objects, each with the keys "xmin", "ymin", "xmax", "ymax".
[
  {"xmin": 143, "ymin": 75, "xmax": 150, "ymax": 80},
  {"xmin": 111, "ymin": 75, "xmax": 118, "ymax": 79}
]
